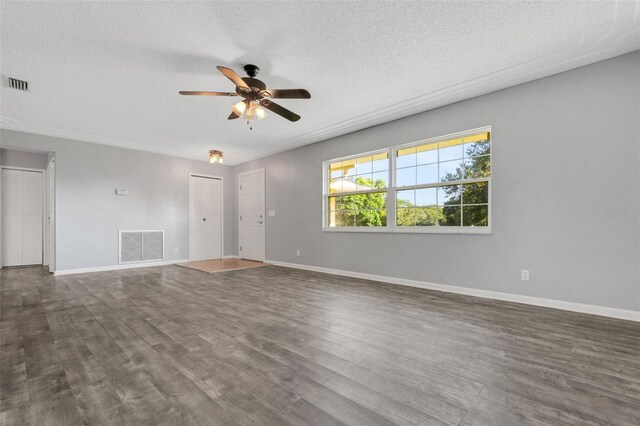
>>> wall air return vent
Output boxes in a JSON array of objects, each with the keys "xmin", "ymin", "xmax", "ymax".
[
  {"xmin": 119, "ymin": 230, "xmax": 164, "ymax": 264},
  {"xmin": 8, "ymin": 78, "xmax": 28, "ymax": 91}
]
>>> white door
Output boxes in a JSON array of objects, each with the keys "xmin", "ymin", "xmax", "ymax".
[
  {"xmin": 189, "ymin": 175, "xmax": 222, "ymax": 261},
  {"xmin": 239, "ymin": 169, "xmax": 265, "ymax": 261},
  {"xmin": 1, "ymin": 168, "xmax": 43, "ymax": 266}
]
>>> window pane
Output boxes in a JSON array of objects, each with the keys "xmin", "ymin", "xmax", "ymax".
[
  {"xmin": 396, "ymin": 147, "xmax": 416, "ymax": 168},
  {"xmin": 463, "ymin": 133, "xmax": 490, "ymax": 157},
  {"xmin": 328, "ymin": 196, "xmax": 341, "ymax": 210},
  {"xmin": 334, "ymin": 191, "xmax": 386, "ymax": 227},
  {"xmin": 372, "ymin": 152, "xmax": 389, "ymax": 172},
  {"xmin": 438, "ymin": 185, "xmax": 461, "ymax": 205},
  {"xmin": 357, "ymin": 208, "xmax": 387, "ymax": 227},
  {"xmin": 329, "ymin": 161, "xmax": 343, "ymax": 179},
  {"xmin": 438, "ymin": 138, "xmax": 464, "ymax": 162},
  {"xmin": 337, "ymin": 210, "xmax": 355, "ymax": 226},
  {"xmin": 396, "ymin": 167, "xmax": 416, "ymax": 187},
  {"xmin": 415, "ymin": 207, "xmax": 437, "ymax": 226},
  {"xmin": 372, "ymin": 171, "xmax": 388, "ymax": 188},
  {"xmin": 417, "ymin": 143, "xmax": 438, "ymax": 165},
  {"xmin": 440, "ymin": 206, "xmax": 461, "ymax": 226},
  {"xmin": 463, "ymin": 205, "xmax": 489, "ymax": 226},
  {"xmin": 462, "ymin": 182, "xmax": 489, "ymax": 204},
  {"xmin": 353, "ymin": 174, "xmax": 374, "ymax": 189},
  {"xmin": 329, "ymin": 178, "xmax": 342, "ymax": 194},
  {"xmin": 417, "ymin": 164, "xmax": 438, "ymax": 185},
  {"xmin": 342, "ymin": 159, "xmax": 356, "ymax": 177},
  {"xmin": 463, "ymin": 155, "xmax": 491, "ymax": 179},
  {"xmin": 415, "ymin": 188, "xmax": 437, "ymax": 207},
  {"xmin": 396, "ymin": 207, "xmax": 414, "ymax": 226},
  {"xmin": 356, "ymin": 156, "xmax": 373, "ymax": 175},
  {"xmin": 439, "ymin": 160, "xmax": 463, "ymax": 182},
  {"xmin": 328, "ymin": 210, "xmax": 338, "ymax": 227},
  {"xmin": 396, "ymin": 189, "xmax": 414, "ymax": 207}
]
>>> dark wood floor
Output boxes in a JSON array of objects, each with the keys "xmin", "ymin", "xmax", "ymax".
[{"xmin": 1, "ymin": 266, "xmax": 639, "ymax": 426}]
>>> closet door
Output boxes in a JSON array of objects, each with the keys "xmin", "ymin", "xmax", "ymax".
[
  {"xmin": 2, "ymin": 169, "xmax": 23, "ymax": 266},
  {"xmin": 189, "ymin": 175, "xmax": 206, "ymax": 260},
  {"xmin": 22, "ymin": 171, "xmax": 43, "ymax": 265},
  {"xmin": 202, "ymin": 177, "xmax": 222, "ymax": 260},
  {"xmin": 1, "ymin": 169, "xmax": 43, "ymax": 266},
  {"xmin": 189, "ymin": 175, "xmax": 222, "ymax": 261}
]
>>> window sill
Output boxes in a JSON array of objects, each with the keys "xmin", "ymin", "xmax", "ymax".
[{"xmin": 322, "ymin": 226, "xmax": 491, "ymax": 235}]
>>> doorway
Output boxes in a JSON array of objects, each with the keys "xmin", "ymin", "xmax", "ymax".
[
  {"xmin": 189, "ymin": 174, "xmax": 223, "ymax": 261},
  {"xmin": 238, "ymin": 168, "xmax": 265, "ymax": 261}
]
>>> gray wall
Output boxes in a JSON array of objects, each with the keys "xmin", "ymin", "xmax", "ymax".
[
  {"xmin": 232, "ymin": 52, "xmax": 640, "ymax": 312},
  {"xmin": 0, "ymin": 130, "xmax": 235, "ymax": 270},
  {"xmin": 0, "ymin": 148, "xmax": 49, "ymax": 169}
]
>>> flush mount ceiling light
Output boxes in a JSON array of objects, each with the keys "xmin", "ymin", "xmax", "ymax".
[
  {"xmin": 180, "ymin": 64, "xmax": 311, "ymax": 129},
  {"xmin": 209, "ymin": 150, "xmax": 223, "ymax": 164}
]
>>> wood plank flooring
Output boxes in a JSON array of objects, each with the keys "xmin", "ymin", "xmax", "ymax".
[{"xmin": 1, "ymin": 265, "xmax": 639, "ymax": 425}]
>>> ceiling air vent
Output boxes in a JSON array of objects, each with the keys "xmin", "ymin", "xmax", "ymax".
[{"xmin": 8, "ymin": 78, "xmax": 28, "ymax": 91}]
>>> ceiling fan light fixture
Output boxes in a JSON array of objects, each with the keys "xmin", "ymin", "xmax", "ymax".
[
  {"xmin": 243, "ymin": 101, "xmax": 266, "ymax": 122},
  {"xmin": 231, "ymin": 100, "xmax": 247, "ymax": 116},
  {"xmin": 209, "ymin": 149, "xmax": 223, "ymax": 164},
  {"xmin": 255, "ymin": 104, "xmax": 266, "ymax": 120}
]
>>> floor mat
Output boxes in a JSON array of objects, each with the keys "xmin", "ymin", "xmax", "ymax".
[{"xmin": 174, "ymin": 258, "xmax": 268, "ymax": 273}]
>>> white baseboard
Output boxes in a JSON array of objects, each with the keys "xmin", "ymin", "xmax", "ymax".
[
  {"xmin": 266, "ymin": 260, "xmax": 640, "ymax": 323},
  {"xmin": 54, "ymin": 259, "xmax": 190, "ymax": 276},
  {"xmin": 222, "ymin": 255, "xmax": 240, "ymax": 259}
]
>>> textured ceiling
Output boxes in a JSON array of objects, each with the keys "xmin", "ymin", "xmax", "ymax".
[{"xmin": 1, "ymin": 1, "xmax": 639, "ymax": 165}]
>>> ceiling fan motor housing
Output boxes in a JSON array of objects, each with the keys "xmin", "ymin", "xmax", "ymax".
[
  {"xmin": 241, "ymin": 77, "xmax": 266, "ymax": 90},
  {"xmin": 243, "ymin": 64, "xmax": 260, "ymax": 77}
]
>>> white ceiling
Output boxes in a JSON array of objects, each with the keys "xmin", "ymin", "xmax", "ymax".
[{"xmin": 1, "ymin": 1, "xmax": 639, "ymax": 165}]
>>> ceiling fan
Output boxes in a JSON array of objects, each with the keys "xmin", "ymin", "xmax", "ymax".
[{"xmin": 179, "ymin": 64, "xmax": 311, "ymax": 123}]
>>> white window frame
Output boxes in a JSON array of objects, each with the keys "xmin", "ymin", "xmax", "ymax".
[{"xmin": 322, "ymin": 126, "xmax": 491, "ymax": 234}]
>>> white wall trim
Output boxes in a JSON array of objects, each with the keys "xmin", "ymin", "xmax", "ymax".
[
  {"xmin": 266, "ymin": 259, "xmax": 640, "ymax": 323},
  {"xmin": 54, "ymin": 259, "xmax": 189, "ymax": 276},
  {"xmin": 222, "ymin": 255, "xmax": 240, "ymax": 259}
]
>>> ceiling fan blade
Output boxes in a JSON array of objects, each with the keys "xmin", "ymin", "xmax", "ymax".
[
  {"xmin": 179, "ymin": 91, "xmax": 238, "ymax": 96},
  {"xmin": 265, "ymin": 89, "xmax": 311, "ymax": 99},
  {"xmin": 216, "ymin": 66, "xmax": 249, "ymax": 89},
  {"xmin": 228, "ymin": 111, "xmax": 240, "ymax": 120},
  {"xmin": 259, "ymin": 99, "xmax": 301, "ymax": 122}
]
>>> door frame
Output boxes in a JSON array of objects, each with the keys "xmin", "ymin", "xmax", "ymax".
[
  {"xmin": 238, "ymin": 168, "xmax": 265, "ymax": 261},
  {"xmin": 188, "ymin": 173, "xmax": 224, "ymax": 261},
  {"xmin": 0, "ymin": 166, "xmax": 46, "ymax": 267},
  {"xmin": 45, "ymin": 158, "xmax": 56, "ymax": 272}
]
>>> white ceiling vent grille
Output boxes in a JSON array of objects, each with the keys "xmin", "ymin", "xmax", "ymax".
[
  {"xmin": 119, "ymin": 230, "xmax": 164, "ymax": 264},
  {"xmin": 8, "ymin": 78, "xmax": 28, "ymax": 91}
]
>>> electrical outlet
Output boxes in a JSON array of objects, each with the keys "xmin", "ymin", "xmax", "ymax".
[
  {"xmin": 296, "ymin": 249, "xmax": 301, "ymax": 256},
  {"xmin": 521, "ymin": 269, "xmax": 530, "ymax": 281}
]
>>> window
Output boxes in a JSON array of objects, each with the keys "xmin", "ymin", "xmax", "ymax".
[
  {"xmin": 327, "ymin": 152, "xmax": 389, "ymax": 227},
  {"xmin": 323, "ymin": 127, "xmax": 491, "ymax": 233}
]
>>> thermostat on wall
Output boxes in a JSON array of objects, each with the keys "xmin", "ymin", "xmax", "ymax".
[{"xmin": 115, "ymin": 188, "xmax": 129, "ymax": 196}]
